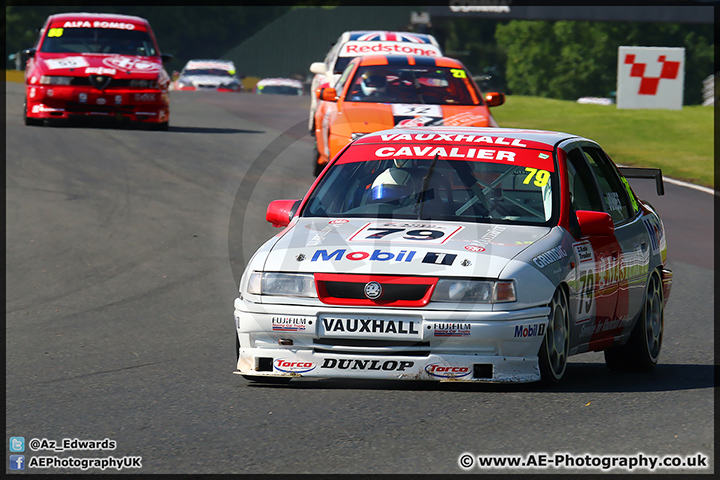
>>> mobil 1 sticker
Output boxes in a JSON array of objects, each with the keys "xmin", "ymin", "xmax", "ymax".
[
  {"xmin": 348, "ymin": 222, "xmax": 463, "ymax": 244},
  {"xmin": 573, "ymin": 241, "xmax": 596, "ymax": 323}
]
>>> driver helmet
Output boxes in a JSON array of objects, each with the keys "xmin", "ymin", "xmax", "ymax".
[
  {"xmin": 360, "ymin": 70, "xmax": 387, "ymax": 96},
  {"xmin": 370, "ymin": 164, "xmax": 414, "ymax": 202}
]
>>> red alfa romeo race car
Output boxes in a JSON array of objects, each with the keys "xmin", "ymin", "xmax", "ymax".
[
  {"xmin": 234, "ymin": 127, "xmax": 672, "ymax": 385},
  {"xmin": 23, "ymin": 12, "xmax": 172, "ymax": 130}
]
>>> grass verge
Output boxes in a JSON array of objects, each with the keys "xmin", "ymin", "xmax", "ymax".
[{"xmin": 491, "ymin": 95, "xmax": 714, "ymax": 188}]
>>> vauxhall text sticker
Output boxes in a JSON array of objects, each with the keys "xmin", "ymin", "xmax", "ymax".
[
  {"xmin": 319, "ymin": 314, "xmax": 422, "ymax": 340},
  {"xmin": 348, "ymin": 222, "xmax": 463, "ymax": 244}
]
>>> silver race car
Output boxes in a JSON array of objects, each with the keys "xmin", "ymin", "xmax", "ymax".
[{"xmin": 234, "ymin": 127, "xmax": 672, "ymax": 384}]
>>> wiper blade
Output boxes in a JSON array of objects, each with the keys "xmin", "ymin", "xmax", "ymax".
[{"xmin": 416, "ymin": 154, "xmax": 439, "ymax": 219}]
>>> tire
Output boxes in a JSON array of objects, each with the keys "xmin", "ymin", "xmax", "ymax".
[
  {"xmin": 148, "ymin": 121, "xmax": 169, "ymax": 131},
  {"xmin": 538, "ymin": 287, "xmax": 570, "ymax": 385},
  {"xmin": 242, "ymin": 375, "xmax": 292, "ymax": 384},
  {"xmin": 604, "ymin": 270, "xmax": 664, "ymax": 371}
]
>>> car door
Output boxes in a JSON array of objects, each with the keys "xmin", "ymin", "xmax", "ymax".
[
  {"xmin": 564, "ymin": 144, "xmax": 623, "ymax": 350},
  {"xmin": 578, "ymin": 144, "xmax": 649, "ymax": 341}
]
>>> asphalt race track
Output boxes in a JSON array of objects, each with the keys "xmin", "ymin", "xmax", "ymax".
[{"xmin": 5, "ymin": 82, "xmax": 714, "ymax": 474}]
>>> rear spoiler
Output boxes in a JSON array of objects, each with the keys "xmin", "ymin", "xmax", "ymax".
[{"xmin": 618, "ymin": 167, "xmax": 665, "ymax": 196}]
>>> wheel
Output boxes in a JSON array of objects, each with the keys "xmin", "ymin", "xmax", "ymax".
[
  {"xmin": 242, "ymin": 375, "xmax": 292, "ymax": 384},
  {"xmin": 538, "ymin": 287, "xmax": 570, "ymax": 384},
  {"xmin": 235, "ymin": 332, "xmax": 240, "ymax": 363},
  {"xmin": 604, "ymin": 270, "xmax": 664, "ymax": 371}
]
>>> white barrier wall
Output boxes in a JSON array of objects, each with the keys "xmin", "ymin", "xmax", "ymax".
[{"xmin": 617, "ymin": 46, "xmax": 685, "ymax": 110}]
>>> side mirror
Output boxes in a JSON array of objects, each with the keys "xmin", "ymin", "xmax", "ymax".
[
  {"xmin": 160, "ymin": 53, "xmax": 173, "ymax": 63},
  {"xmin": 266, "ymin": 199, "xmax": 301, "ymax": 228},
  {"xmin": 576, "ymin": 210, "xmax": 614, "ymax": 237},
  {"xmin": 23, "ymin": 48, "xmax": 36, "ymax": 58},
  {"xmin": 485, "ymin": 92, "xmax": 505, "ymax": 107},
  {"xmin": 317, "ymin": 87, "xmax": 337, "ymax": 102},
  {"xmin": 310, "ymin": 62, "xmax": 327, "ymax": 75}
]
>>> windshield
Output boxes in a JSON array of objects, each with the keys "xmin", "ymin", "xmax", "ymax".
[
  {"xmin": 184, "ymin": 68, "xmax": 234, "ymax": 77},
  {"xmin": 345, "ymin": 65, "xmax": 479, "ymax": 105},
  {"xmin": 40, "ymin": 27, "xmax": 157, "ymax": 56},
  {"xmin": 302, "ymin": 147, "xmax": 557, "ymax": 225}
]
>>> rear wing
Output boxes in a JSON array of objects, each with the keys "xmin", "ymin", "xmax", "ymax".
[{"xmin": 618, "ymin": 167, "xmax": 665, "ymax": 196}]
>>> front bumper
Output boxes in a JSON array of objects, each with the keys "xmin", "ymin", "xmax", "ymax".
[
  {"xmin": 234, "ymin": 298, "xmax": 550, "ymax": 383},
  {"xmin": 26, "ymin": 85, "xmax": 169, "ymax": 123}
]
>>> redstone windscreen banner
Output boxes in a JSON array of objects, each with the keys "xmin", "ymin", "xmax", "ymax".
[{"xmin": 616, "ymin": 46, "xmax": 685, "ymax": 110}]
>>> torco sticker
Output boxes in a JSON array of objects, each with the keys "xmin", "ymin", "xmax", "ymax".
[
  {"xmin": 45, "ymin": 57, "xmax": 89, "ymax": 70},
  {"xmin": 348, "ymin": 222, "xmax": 463, "ymax": 244},
  {"xmin": 274, "ymin": 359, "xmax": 315, "ymax": 373},
  {"xmin": 433, "ymin": 323, "xmax": 471, "ymax": 337},
  {"xmin": 425, "ymin": 363, "xmax": 472, "ymax": 378},
  {"xmin": 102, "ymin": 56, "xmax": 161, "ymax": 72}
]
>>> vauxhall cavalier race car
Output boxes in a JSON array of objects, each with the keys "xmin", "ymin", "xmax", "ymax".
[
  {"xmin": 172, "ymin": 59, "xmax": 243, "ymax": 92},
  {"xmin": 234, "ymin": 127, "xmax": 672, "ymax": 385},
  {"xmin": 312, "ymin": 54, "xmax": 505, "ymax": 176},
  {"xmin": 23, "ymin": 12, "xmax": 172, "ymax": 129}
]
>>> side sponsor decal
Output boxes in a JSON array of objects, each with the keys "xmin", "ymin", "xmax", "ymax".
[
  {"xmin": 274, "ymin": 359, "xmax": 315, "ymax": 374},
  {"xmin": 320, "ymin": 358, "xmax": 414, "ymax": 371},
  {"xmin": 348, "ymin": 222, "xmax": 463, "ymax": 244},
  {"xmin": 532, "ymin": 245, "xmax": 568, "ymax": 268},
  {"xmin": 45, "ymin": 56, "xmax": 89, "ymax": 70},
  {"xmin": 425, "ymin": 363, "xmax": 472, "ymax": 378},
  {"xmin": 573, "ymin": 241, "xmax": 596, "ymax": 323},
  {"xmin": 433, "ymin": 323, "xmax": 471, "ymax": 337},
  {"xmin": 465, "ymin": 225, "xmax": 506, "ymax": 251},
  {"xmin": 642, "ymin": 216, "xmax": 662, "ymax": 255},
  {"xmin": 513, "ymin": 323, "xmax": 546, "ymax": 338},
  {"xmin": 271, "ymin": 316, "xmax": 308, "ymax": 332}
]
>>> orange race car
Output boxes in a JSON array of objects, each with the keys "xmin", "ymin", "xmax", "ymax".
[{"xmin": 312, "ymin": 54, "xmax": 505, "ymax": 175}]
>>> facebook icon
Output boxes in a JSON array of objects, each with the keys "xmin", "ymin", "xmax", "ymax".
[{"xmin": 10, "ymin": 455, "xmax": 25, "ymax": 470}]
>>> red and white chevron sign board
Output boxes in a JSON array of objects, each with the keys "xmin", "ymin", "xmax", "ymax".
[{"xmin": 617, "ymin": 46, "xmax": 685, "ymax": 110}]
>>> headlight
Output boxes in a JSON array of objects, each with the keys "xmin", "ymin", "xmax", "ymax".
[
  {"xmin": 246, "ymin": 272, "xmax": 317, "ymax": 298},
  {"xmin": 432, "ymin": 279, "xmax": 516, "ymax": 303},
  {"xmin": 130, "ymin": 79, "xmax": 159, "ymax": 88},
  {"xmin": 39, "ymin": 76, "xmax": 72, "ymax": 85}
]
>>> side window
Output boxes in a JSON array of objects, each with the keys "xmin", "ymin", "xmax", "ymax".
[
  {"xmin": 333, "ymin": 62, "xmax": 355, "ymax": 96},
  {"xmin": 565, "ymin": 148, "xmax": 604, "ymax": 213},
  {"xmin": 581, "ymin": 147, "xmax": 632, "ymax": 223}
]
